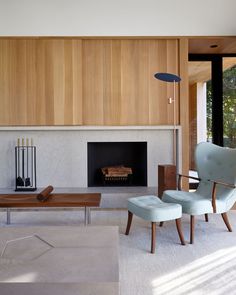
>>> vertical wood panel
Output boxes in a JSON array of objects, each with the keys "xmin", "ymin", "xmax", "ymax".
[
  {"xmin": 35, "ymin": 40, "xmax": 46, "ymax": 125},
  {"xmin": 82, "ymin": 40, "xmax": 104, "ymax": 125},
  {"xmin": 82, "ymin": 39, "xmax": 122, "ymax": 125},
  {"xmin": 122, "ymin": 40, "xmax": 150, "ymax": 125},
  {"xmin": 26, "ymin": 40, "xmax": 37, "ymax": 125},
  {"xmin": 120, "ymin": 40, "xmax": 150, "ymax": 125},
  {"xmin": 120, "ymin": 40, "xmax": 137, "ymax": 124},
  {"xmin": 64, "ymin": 40, "xmax": 74, "ymax": 125},
  {"xmin": 149, "ymin": 40, "xmax": 179, "ymax": 125},
  {"xmin": 103, "ymin": 40, "xmax": 121, "ymax": 125},
  {"xmin": 167, "ymin": 40, "xmax": 179, "ymax": 125},
  {"xmin": 44, "ymin": 40, "xmax": 55, "ymax": 125},
  {"xmin": 53, "ymin": 40, "xmax": 65, "ymax": 125},
  {"xmin": 137, "ymin": 41, "xmax": 149, "ymax": 125},
  {"xmin": 149, "ymin": 40, "xmax": 168, "ymax": 125},
  {"xmin": 179, "ymin": 38, "xmax": 189, "ymax": 187},
  {"xmin": 15, "ymin": 40, "xmax": 27, "ymax": 125},
  {"xmin": 72, "ymin": 40, "xmax": 83, "ymax": 125},
  {"xmin": 0, "ymin": 40, "xmax": 10, "ymax": 125}
]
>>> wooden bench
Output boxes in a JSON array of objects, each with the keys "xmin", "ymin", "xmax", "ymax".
[{"xmin": 0, "ymin": 193, "xmax": 101, "ymax": 225}]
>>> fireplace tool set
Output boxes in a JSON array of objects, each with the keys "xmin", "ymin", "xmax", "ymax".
[{"xmin": 15, "ymin": 138, "xmax": 37, "ymax": 191}]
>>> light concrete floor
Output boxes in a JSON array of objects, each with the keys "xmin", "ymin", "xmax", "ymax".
[{"xmin": 0, "ymin": 225, "xmax": 119, "ymax": 295}]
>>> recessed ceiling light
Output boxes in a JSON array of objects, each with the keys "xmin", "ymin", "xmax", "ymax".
[{"xmin": 210, "ymin": 44, "xmax": 218, "ymax": 48}]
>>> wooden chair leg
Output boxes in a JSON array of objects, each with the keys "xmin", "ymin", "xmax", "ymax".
[
  {"xmin": 151, "ymin": 222, "xmax": 156, "ymax": 254},
  {"xmin": 221, "ymin": 212, "xmax": 232, "ymax": 232},
  {"xmin": 125, "ymin": 211, "xmax": 133, "ymax": 235},
  {"xmin": 159, "ymin": 222, "xmax": 164, "ymax": 227},
  {"xmin": 190, "ymin": 215, "xmax": 195, "ymax": 244},
  {"xmin": 205, "ymin": 214, "xmax": 209, "ymax": 222},
  {"xmin": 175, "ymin": 218, "xmax": 185, "ymax": 245}
]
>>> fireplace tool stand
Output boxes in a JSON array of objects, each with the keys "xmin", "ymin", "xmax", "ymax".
[{"xmin": 15, "ymin": 141, "xmax": 37, "ymax": 191}]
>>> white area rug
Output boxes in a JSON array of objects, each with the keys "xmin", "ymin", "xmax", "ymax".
[{"xmin": 1, "ymin": 209, "xmax": 236, "ymax": 295}]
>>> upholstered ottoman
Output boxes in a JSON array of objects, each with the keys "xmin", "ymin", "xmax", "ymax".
[{"xmin": 125, "ymin": 195, "xmax": 185, "ymax": 253}]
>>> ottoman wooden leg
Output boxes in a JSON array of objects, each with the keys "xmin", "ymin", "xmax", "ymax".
[
  {"xmin": 159, "ymin": 222, "xmax": 164, "ymax": 227},
  {"xmin": 175, "ymin": 218, "xmax": 185, "ymax": 245},
  {"xmin": 205, "ymin": 214, "xmax": 209, "ymax": 222},
  {"xmin": 125, "ymin": 211, "xmax": 133, "ymax": 235},
  {"xmin": 151, "ymin": 222, "xmax": 156, "ymax": 254}
]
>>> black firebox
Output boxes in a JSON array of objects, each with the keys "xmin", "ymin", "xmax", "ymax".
[{"xmin": 87, "ymin": 142, "xmax": 147, "ymax": 187}]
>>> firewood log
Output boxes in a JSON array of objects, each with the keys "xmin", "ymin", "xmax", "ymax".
[{"xmin": 37, "ymin": 185, "xmax": 53, "ymax": 202}]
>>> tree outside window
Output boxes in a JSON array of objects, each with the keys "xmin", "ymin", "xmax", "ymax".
[{"xmin": 207, "ymin": 65, "xmax": 236, "ymax": 147}]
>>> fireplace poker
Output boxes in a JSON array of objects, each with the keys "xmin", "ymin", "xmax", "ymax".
[
  {"xmin": 16, "ymin": 138, "xmax": 24, "ymax": 187},
  {"xmin": 25, "ymin": 138, "xmax": 31, "ymax": 187}
]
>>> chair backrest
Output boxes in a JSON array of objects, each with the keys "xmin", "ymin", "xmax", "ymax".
[{"xmin": 195, "ymin": 142, "xmax": 236, "ymax": 186}]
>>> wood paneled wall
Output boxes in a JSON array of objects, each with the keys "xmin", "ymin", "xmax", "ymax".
[
  {"xmin": 0, "ymin": 38, "xmax": 180, "ymax": 126},
  {"xmin": 0, "ymin": 39, "xmax": 82, "ymax": 125},
  {"xmin": 82, "ymin": 39, "xmax": 179, "ymax": 125}
]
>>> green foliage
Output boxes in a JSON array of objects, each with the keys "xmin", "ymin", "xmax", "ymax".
[
  {"xmin": 207, "ymin": 65, "xmax": 236, "ymax": 147},
  {"xmin": 206, "ymin": 80, "xmax": 212, "ymax": 141}
]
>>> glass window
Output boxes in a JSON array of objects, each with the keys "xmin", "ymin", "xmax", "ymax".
[{"xmin": 223, "ymin": 58, "xmax": 236, "ymax": 148}]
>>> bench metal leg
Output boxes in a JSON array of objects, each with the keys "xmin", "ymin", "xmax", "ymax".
[
  {"xmin": 6, "ymin": 208, "xmax": 11, "ymax": 225},
  {"xmin": 84, "ymin": 207, "xmax": 87, "ymax": 225},
  {"xmin": 84, "ymin": 207, "xmax": 91, "ymax": 225},
  {"xmin": 87, "ymin": 207, "xmax": 91, "ymax": 224}
]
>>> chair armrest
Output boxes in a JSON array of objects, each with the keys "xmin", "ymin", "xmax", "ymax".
[
  {"xmin": 179, "ymin": 174, "xmax": 201, "ymax": 181},
  {"xmin": 209, "ymin": 179, "xmax": 236, "ymax": 213},
  {"xmin": 177, "ymin": 174, "xmax": 201, "ymax": 190},
  {"xmin": 208, "ymin": 179, "xmax": 236, "ymax": 189}
]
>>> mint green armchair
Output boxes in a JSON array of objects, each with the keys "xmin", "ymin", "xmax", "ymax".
[{"xmin": 162, "ymin": 142, "xmax": 236, "ymax": 244}]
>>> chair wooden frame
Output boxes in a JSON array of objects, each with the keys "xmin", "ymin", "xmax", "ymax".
[{"xmin": 178, "ymin": 174, "xmax": 235, "ymax": 243}]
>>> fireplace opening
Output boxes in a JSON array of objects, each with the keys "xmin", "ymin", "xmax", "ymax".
[{"xmin": 87, "ymin": 142, "xmax": 147, "ymax": 187}]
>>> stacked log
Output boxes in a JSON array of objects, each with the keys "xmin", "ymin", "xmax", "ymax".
[{"xmin": 101, "ymin": 165, "xmax": 132, "ymax": 178}]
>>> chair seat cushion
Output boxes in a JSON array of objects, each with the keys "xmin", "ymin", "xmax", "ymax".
[
  {"xmin": 162, "ymin": 190, "xmax": 227, "ymax": 215},
  {"xmin": 127, "ymin": 195, "xmax": 182, "ymax": 222}
]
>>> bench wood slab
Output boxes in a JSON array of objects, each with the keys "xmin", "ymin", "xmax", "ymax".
[{"xmin": 0, "ymin": 193, "xmax": 101, "ymax": 208}]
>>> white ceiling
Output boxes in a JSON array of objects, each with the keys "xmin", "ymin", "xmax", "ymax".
[{"xmin": 0, "ymin": 0, "xmax": 236, "ymax": 36}]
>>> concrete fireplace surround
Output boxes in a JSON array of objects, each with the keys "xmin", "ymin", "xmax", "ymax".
[
  {"xmin": 0, "ymin": 126, "xmax": 181, "ymax": 190},
  {"xmin": 0, "ymin": 126, "xmax": 181, "ymax": 189}
]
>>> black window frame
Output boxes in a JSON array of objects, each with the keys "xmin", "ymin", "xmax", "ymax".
[{"xmin": 189, "ymin": 53, "xmax": 236, "ymax": 146}]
